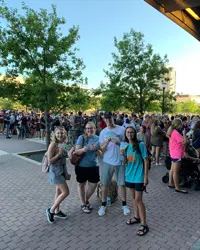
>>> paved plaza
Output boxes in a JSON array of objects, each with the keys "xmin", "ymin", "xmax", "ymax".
[{"xmin": 0, "ymin": 136, "xmax": 200, "ymax": 250}]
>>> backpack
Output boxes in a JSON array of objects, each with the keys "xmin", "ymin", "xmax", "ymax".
[
  {"xmin": 41, "ymin": 152, "xmax": 49, "ymax": 173},
  {"xmin": 97, "ymin": 179, "xmax": 118, "ymax": 204}
]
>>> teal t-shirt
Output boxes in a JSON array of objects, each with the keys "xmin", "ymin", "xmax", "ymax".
[
  {"xmin": 125, "ymin": 142, "xmax": 148, "ymax": 183},
  {"xmin": 76, "ymin": 135, "xmax": 99, "ymax": 167}
]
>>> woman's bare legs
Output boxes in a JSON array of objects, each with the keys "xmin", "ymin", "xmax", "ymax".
[{"xmin": 51, "ymin": 182, "xmax": 69, "ymax": 213}]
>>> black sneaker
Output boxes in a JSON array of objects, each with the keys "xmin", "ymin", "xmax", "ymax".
[
  {"xmin": 81, "ymin": 205, "xmax": 91, "ymax": 213},
  {"xmin": 54, "ymin": 210, "xmax": 68, "ymax": 220},
  {"xmin": 46, "ymin": 208, "xmax": 55, "ymax": 224},
  {"xmin": 6, "ymin": 136, "xmax": 11, "ymax": 139}
]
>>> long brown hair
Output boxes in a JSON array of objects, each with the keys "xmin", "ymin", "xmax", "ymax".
[
  {"xmin": 151, "ymin": 119, "xmax": 159, "ymax": 135},
  {"xmin": 125, "ymin": 126, "xmax": 140, "ymax": 153}
]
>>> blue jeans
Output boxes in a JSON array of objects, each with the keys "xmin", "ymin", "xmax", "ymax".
[
  {"xmin": 5, "ymin": 124, "xmax": 10, "ymax": 137},
  {"xmin": 19, "ymin": 126, "xmax": 26, "ymax": 139}
]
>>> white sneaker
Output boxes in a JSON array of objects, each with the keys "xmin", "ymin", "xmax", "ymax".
[
  {"xmin": 122, "ymin": 205, "xmax": 130, "ymax": 216},
  {"xmin": 98, "ymin": 206, "xmax": 106, "ymax": 216}
]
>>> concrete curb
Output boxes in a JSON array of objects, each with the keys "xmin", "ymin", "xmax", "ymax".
[{"xmin": 12, "ymin": 149, "xmax": 46, "ymax": 166}]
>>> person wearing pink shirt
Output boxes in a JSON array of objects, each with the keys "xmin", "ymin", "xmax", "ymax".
[{"xmin": 167, "ymin": 119, "xmax": 187, "ymax": 194}]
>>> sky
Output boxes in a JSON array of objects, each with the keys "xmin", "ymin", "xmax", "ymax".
[{"xmin": 3, "ymin": 0, "xmax": 200, "ymax": 94}]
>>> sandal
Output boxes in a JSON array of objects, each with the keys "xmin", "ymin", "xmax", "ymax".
[
  {"xmin": 126, "ymin": 217, "xmax": 140, "ymax": 225},
  {"xmin": 137, "ymin": 225, "xmax": 149, "ymax": 236}
]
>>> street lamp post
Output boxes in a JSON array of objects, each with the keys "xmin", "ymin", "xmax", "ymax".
[{"xmin": 162, "ymin": 82, "xmax": 167, "ymax": 115}]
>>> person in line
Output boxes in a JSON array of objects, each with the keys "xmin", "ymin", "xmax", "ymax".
[
  {"xmin": 40, "ymin": 113, "xmax": 46, "ymax": 140},
  {"xmin": 150, "ymin": 119, "xmax": 165, "ymax": 165},
  {"xmin": 123, "ymin": 118, "xmax": 132, "ymax": 128},
  {"xmin": 137, "ymin": 125, "xmax": 148, "ymax": 148},
  {"xmin": 167, "ymin": 119, "xmax": 188, "ymax": 194},
  {"xmin": 74, "ymin": 122, "xmax": 100, "ymax": 213},
  {"xmin": 99, "ymin": 116, "xmax": 107, "ymax": 131},
  {"xmin": 192, "ymin": 121, "xmax": 200, "ymax": 153},
  {"xmin": 121, "ymin": 126, "xmax": 149, "ymax": 236},
  {"xmin": 46, "ymin": 126, "xmax": 69, "ymax": 224},
  {"xmin": 142, "ymin": 114, "xmax": 151, "ymax": 148},
  {"xmin": 98, "ymin": 112, "xmax": 130, "ymax": 216},
  {"xmin": 4, "ymin": 111, "xmax": 11, "ymax": 139}
]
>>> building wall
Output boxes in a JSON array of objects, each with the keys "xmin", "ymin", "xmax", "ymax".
[
  {"xmin": 158, "ymin": 66, "xmax": 176, "ymax": 93},
  {"xmin": 176, "ymin": 95, "xmax": 200, "ymax": 103}
]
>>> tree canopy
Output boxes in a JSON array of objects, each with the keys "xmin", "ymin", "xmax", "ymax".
[
  {"xmin": 98, "ymin": 29, "xmax": 172, "ymax": 114},
  {"xmin": 0, "ymin": 0, "xmax": 86, "ymax": 146}
]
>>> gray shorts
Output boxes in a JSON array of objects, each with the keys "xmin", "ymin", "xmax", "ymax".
[{"xmin": 100, "ymin": 162, "xmax": 125, "ymax": 185}]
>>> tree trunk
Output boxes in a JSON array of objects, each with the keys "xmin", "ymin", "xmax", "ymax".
[
  {"xmin": 45, "ymin": 110, "xmax": 51, "ymax": 150},
  {"xmin": 139, "ymin": 93, "xmax": 144, "ymax": 116}
]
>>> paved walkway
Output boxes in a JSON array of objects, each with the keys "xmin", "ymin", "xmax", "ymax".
[{"xmin": 0, "ymin": 135, "xmax": 200, "ymax": 250}]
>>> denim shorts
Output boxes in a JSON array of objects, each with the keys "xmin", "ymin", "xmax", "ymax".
[
  {"xmin": 49, "ymin": 165, "xmax": 66, "ymax": 184},
  {"xmin": 100, "ymin": 162, "xmax": 125, "ymax": 185},
  {"xmin": 171, "ymin": 158, "xmax": 182, "ymax": 163}
]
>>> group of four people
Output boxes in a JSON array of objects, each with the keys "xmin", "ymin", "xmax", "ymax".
[{"xmin": 46, "ymin": 111, "xmax": 150, "ymax": 236}]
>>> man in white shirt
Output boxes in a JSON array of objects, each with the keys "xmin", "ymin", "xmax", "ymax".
[{"xmin": 98, "ymin": 112, "xmax": 130, "ymax": 216}]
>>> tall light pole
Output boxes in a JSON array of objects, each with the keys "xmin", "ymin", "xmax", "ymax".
[{"xmin": 162, "ymin": 82, "xmax": 167, "ymax": 115}]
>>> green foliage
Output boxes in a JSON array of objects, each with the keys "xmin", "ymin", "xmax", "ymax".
[
  {"xmin": 0, "ymin": 76, "xmax": 20, "ymax": 100},
  {"xmin": 146, "ymin": 101, "xmax": 161, "ymax": 113},
  {"xmin": 174, "ymin": 100, "xmax": 200, "ymax": 114},
  {"xmin": 0, "ymin": 0, "xmax": 85, "ymax": 146},
  {"xmin": 162, "ymin": 90, "xmax": 176, "ymax": 113},
  {"xmin": 0, "ymin": 0, "xmax": 85, "ymax": 110},
  {"xmin": 0, "ymin": 97, "xmax": 24, "ymax": 110},
  {"xmin": 55, "ymin": 86, "xmax": 91, "ymax": 112},
  {"xmin": 102, "ymin": 29, "xmax": 170, "ymax": 115}
]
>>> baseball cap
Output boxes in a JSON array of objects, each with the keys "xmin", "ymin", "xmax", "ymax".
[{"xmin": 104, "ymin": 112, "xmax": 113, "ymax": 119}]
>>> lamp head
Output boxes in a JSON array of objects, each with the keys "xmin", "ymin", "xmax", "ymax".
[{"xmin": 162, "ymin": 82, "xmax": 167, "ymax": 89}]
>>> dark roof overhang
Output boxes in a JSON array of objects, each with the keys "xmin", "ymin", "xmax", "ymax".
[{"xmin": 144, "ymin": 0, "xmax": 200, "ymax": 41}]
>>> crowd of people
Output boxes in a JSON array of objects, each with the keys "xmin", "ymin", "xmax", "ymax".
[
  {"xmin": 44, "ymin": 111, "xmax": 200, "ymax": 237},
  {"xmin": 2, "ymin": 109, "xmax": 200, "ymax": 236}
]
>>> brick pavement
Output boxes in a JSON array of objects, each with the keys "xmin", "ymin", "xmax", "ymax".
[{"xmin": 0, "ymin": 135, "xmax": 200, "ymax": 250}]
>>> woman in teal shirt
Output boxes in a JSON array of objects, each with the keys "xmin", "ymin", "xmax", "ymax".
[{"xmin": 121, "ymin": 126, "xmax": 149, "ymax": 236}]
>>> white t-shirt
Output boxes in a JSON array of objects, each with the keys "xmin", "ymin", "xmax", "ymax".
[{"xmin": 99, "ymin": 125, "xmax": 125, "ymax": 166}]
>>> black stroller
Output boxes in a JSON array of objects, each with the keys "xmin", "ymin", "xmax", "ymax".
[{"xmin": 162, "ymin": 146, "xmax": 200, "ymax": 190}]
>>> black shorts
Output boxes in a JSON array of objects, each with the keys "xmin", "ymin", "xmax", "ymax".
[
  {"xmin": 75, "ymin": 166, "xmax": 100, "ymax": 183},
  {"xmin": 125, "ymin": 182, "xmax": 144, "ymax": 192}
]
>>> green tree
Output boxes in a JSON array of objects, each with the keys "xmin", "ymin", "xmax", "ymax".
[
  {"xmin": 181, "ymin": 100, "xmax": 199, "ymax": 114},
  {"xmin": 174, "ymin": 100, "xmax": 200, "ymax": 114},
  {"xmin": 146, "ymin": 101, "xmax": 161, "ymax": 113},
  {"xmin": 0, "ymin": 76, "xmax": 20, "ymax": 100},
  {"xmin": 55, "ymin": 86, "xmax": 91, "ymax": 112},
  {"xmin": 0, "ymin": 1, "xmax": 85, "ymax": 147},
  {"xmin": 162, "ymin": 90, "xmax": 176, "ymax": 114},
  {"xmin": 0, "ymin": 97, "xmax": 24, "ymax": 110},
  {"xmin": 92, "ymin": 81, "xmax": 125, "ymax": 112},
  {"xmin": 104, "ymin": 29, "xmax": 170, "ymax": 115}
]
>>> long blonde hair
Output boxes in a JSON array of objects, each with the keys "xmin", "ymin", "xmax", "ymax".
[
  {"xmin": 167, "ymin": 118, "xmax": 182, "ymax": 138},
  {"xmin": 151, "ymin": 119, "xmax": 159, "ymax": 135},
  {"xmin": 52, "ymin": 126, "xmax": 67, "ymax": 143}
]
